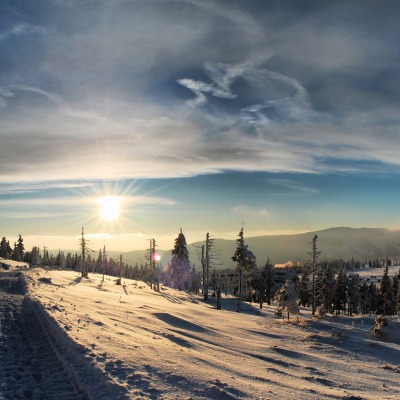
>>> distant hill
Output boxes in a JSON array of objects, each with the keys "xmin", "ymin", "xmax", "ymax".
[
  {"xmin": 187, "ymin": 227, "xmax": 400, "ymax": 269},
  {"xmin": 52, "ymin": 227, "xmax": 400, "ymax": 269}
]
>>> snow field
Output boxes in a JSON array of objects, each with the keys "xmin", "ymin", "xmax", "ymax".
[{"xmin": 20, "ymin": 269, "xmax": 400, "ymax": 399}]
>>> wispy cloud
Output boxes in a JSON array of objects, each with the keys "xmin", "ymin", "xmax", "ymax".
[
  {"xmin": 177, "ymin": 77, "xmax": 237, "ymax": 106},
  {"xmin": 0, "ymin": 23, "xmax": 45, "ymax": 42},
  {"xmin": 0, "ymin": 194, "xmax": 175, "ymax": 209},
  {"xmin": 267, "ymin": 179, "xmax": 320, "ymax": 195},
  {"xmin": 0, "ymin": 182, "xmax": 92, "ymax": 195}
]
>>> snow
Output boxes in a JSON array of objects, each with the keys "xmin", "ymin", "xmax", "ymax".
[
  {"xmin": 0, "ymin": 257, "xmax": 29, "ymax": 269},
  {"xmin": 20, "ymin": 268, "xmax": 400, "ymax": 399}
]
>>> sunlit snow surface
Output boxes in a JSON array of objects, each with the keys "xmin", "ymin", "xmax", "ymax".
[{"xmin": 21, "ymin": 268, "xmax": 400, "ymax": 399}]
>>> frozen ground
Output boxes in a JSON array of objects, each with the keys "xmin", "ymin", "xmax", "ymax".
[{"xmin": 1, "ymin": 267, "xmax": 395, "ymax": 400}]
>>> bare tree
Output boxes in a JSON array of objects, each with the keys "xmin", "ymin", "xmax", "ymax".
[
  {"xmin": 199, "ymin": 233, "xmax": 218, "ymax": 301},
  {"xmin": 306, "ymin": 234, "xmax": 321, "ymax": 316},
  {"xmin": 116, "ymin": 254, "xmax": 123, "ymax": 285},
  {"xmin": 80, "ymin": 227, "xmax": 92, "ymax": 278},
  {"xmin": 102, "ymin": 245, "xmax": 107, "ymax": 282}
]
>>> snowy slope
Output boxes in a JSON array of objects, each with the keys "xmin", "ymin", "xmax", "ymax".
[{"xmin": 22, "ymin": 269, "xmax": 400, "ymax": 400}]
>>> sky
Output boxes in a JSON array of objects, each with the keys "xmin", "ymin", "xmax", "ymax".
[{"xmin": 1, "ymin": 0, "xmax": 400, "ymax": 252}]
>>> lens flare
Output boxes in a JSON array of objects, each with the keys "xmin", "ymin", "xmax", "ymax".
[{"xmin": 152, "ymin": 253, "xmax": 161, "ymax": 262}]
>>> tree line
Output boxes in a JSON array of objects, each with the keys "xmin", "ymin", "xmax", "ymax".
[{"xmin": 2, "ymin": 230, "xmax": 400, "ymax": 317}]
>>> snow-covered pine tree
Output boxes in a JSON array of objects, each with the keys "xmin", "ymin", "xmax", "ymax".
[
  {"xmin": 378, "ymin": 266, "xmax": 396, "ymax": 315},
  {"xmin": 169, "ymin": 229, "xmax": 191, "ymax": 290},
  {"xmin": 17, "ymin": 234, "xmax": 24, "ymax": 261},
  {"xmin": 274, "ymin": 279, "xmax": 299, "ymax": 320},
  {"xmin": 231, "ymin": 228, "xmax": 257, "ymax": 312},
  {"xmin": 0, "ymin": 237, "xmax": 8, "ymax": 258}
]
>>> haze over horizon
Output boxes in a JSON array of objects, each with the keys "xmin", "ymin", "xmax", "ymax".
[{"xmin": 1, "ymin": 1, "xmax": 400, "ymax": 252}]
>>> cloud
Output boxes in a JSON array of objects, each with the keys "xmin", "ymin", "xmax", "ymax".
[
  {"xmin": 0, "ymin": 193, "xmax": 175, "ymax": 208},
  {"xmin": 0, "ymin": 23, "xmax": 45, "ymax": 42},
  {"xmin": 86, "ymin": 233, "xmax": 113, "ymax": 240},
  {"xmin": 0, "ymin": 0, "xmax": 400, "ymax": 183},
  {"xmin": 0, "ymin": 182, "xmax": 92, "ymax": 195},
  {"xmin": 177, "ymin": 77, "xmax": 237, "ymax": 106},
  {"xmin": 232, "ymin": 204, "xmax": 270, "ymax": 217},
  {"xmin": 267, "ymin": 179, "xmax": 320, "ymax": 195}
]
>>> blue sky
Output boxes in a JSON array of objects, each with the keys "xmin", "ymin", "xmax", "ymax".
[{"xmin": 1, "ymin": 0, "xmax": 400, "ymax": 251}]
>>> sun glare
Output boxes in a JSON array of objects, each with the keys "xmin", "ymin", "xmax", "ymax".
[{"xmin": 98, "ymin": 196, "xmax": 121, "ymax": 221}]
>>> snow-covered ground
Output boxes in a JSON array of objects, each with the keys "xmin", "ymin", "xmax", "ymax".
[
  {"xmin": 0, "ymin": 258, "xmax": 28, "ymax": 269},
  {"xmin": 18, "ymin": 268, "xmax": 400, "ymax": 400}
]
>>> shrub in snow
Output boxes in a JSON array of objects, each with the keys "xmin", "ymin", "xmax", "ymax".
[
  {"xmin": 370, "ymin": 315, "xmax": 389, "ymax": 336},
  {"xmin": 315, "ymin": 305, "xmax": 326, "ymax": 318}
]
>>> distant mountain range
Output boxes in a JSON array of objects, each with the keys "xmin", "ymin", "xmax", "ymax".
[{"xmin": 63, "ymin": 227, "xmax": 400, "ymax": 269}]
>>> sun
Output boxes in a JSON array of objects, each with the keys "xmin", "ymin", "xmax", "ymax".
[{"xmin": 97, "ymin": 196, "xmax": 121, "ymax": 221}]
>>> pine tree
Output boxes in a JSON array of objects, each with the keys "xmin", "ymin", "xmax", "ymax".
[
  {"xmin": 392, "ymin": 276, "xmax": 399, "ymax": 313},
  {"xmin": 367, "ymin": 282, "xmax": 378, "ymax": 314},
  {"xmin": 12, "ymin": 242, "xmax": 20, "ymax": 261},
  {"xmin": 42, "ymin": 247, "xmax": 50, "ymax": 266},
  {"xmin": 17, "ymin": 234, "xmax": 24, "ymax": 261},
  {"xmin": 298, "ymin": 272, "xmax": 310, "ymax": 307},
  {"xmin": 55, "ymin": 250, "xmax": 65, "ymax": 268},
  {"xmin": 360, "ymin": 281, "xmax": 368, "ymax": 314},
  {"xmin": 319, "ymin": 265, "xmax": 336, "ymax": 313},
  {"xmin": 232, "ymin": 228, "xmax": 257, "ymax": 312},
  {"xmin": 378, "ymin": 266, "xmax": 396, "ymax": 315},
  {"xmin": 0, "ymin": 237, "xmax": 8, "ymax": 259},
  {"xmin": 189, "ymin": 265, "xmax": 201, "ymax": 294},
  {"xmin": 347, "ymin": 274, "xmax": 361, "ymax": 316},
  {"xmin": 257, "ymin": 257, "xmax": 275, "ymax": 307},
  {"xmin": 274, "ymin": 279, "xmax": 299, "ymax": 320},
  {"xmin": 396, "ymin": 281, "xmax": 400, "ymax": 314},
  {"xmin": 334, "ymin": 267, "xmax": 348, "ymax": 315},
  {"xmin": 169, "ymin": 229, "xmax": 191, "ymax": 290},
  {"xmin": 306, "ymin": 235, "xmax": 321, "ymax": 316},
  {"xmin": 31, "ymin": 246, "xmax": 41, "ymax": 265},
  {"xmin": 95, "ymin": 249, "xmax": 103, "ymax": 274},
  {"xmin": 6, "ymin": 240, "xmax": 12, "ymax": 259},
  {"xmin": 79, "ymin": 227, "xmax": 91, "ymax": 278}
]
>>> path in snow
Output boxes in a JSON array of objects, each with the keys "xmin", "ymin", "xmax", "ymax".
[{"xmin": 0, "ymin": 273, "xmax": 87, "ymax": 400}]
